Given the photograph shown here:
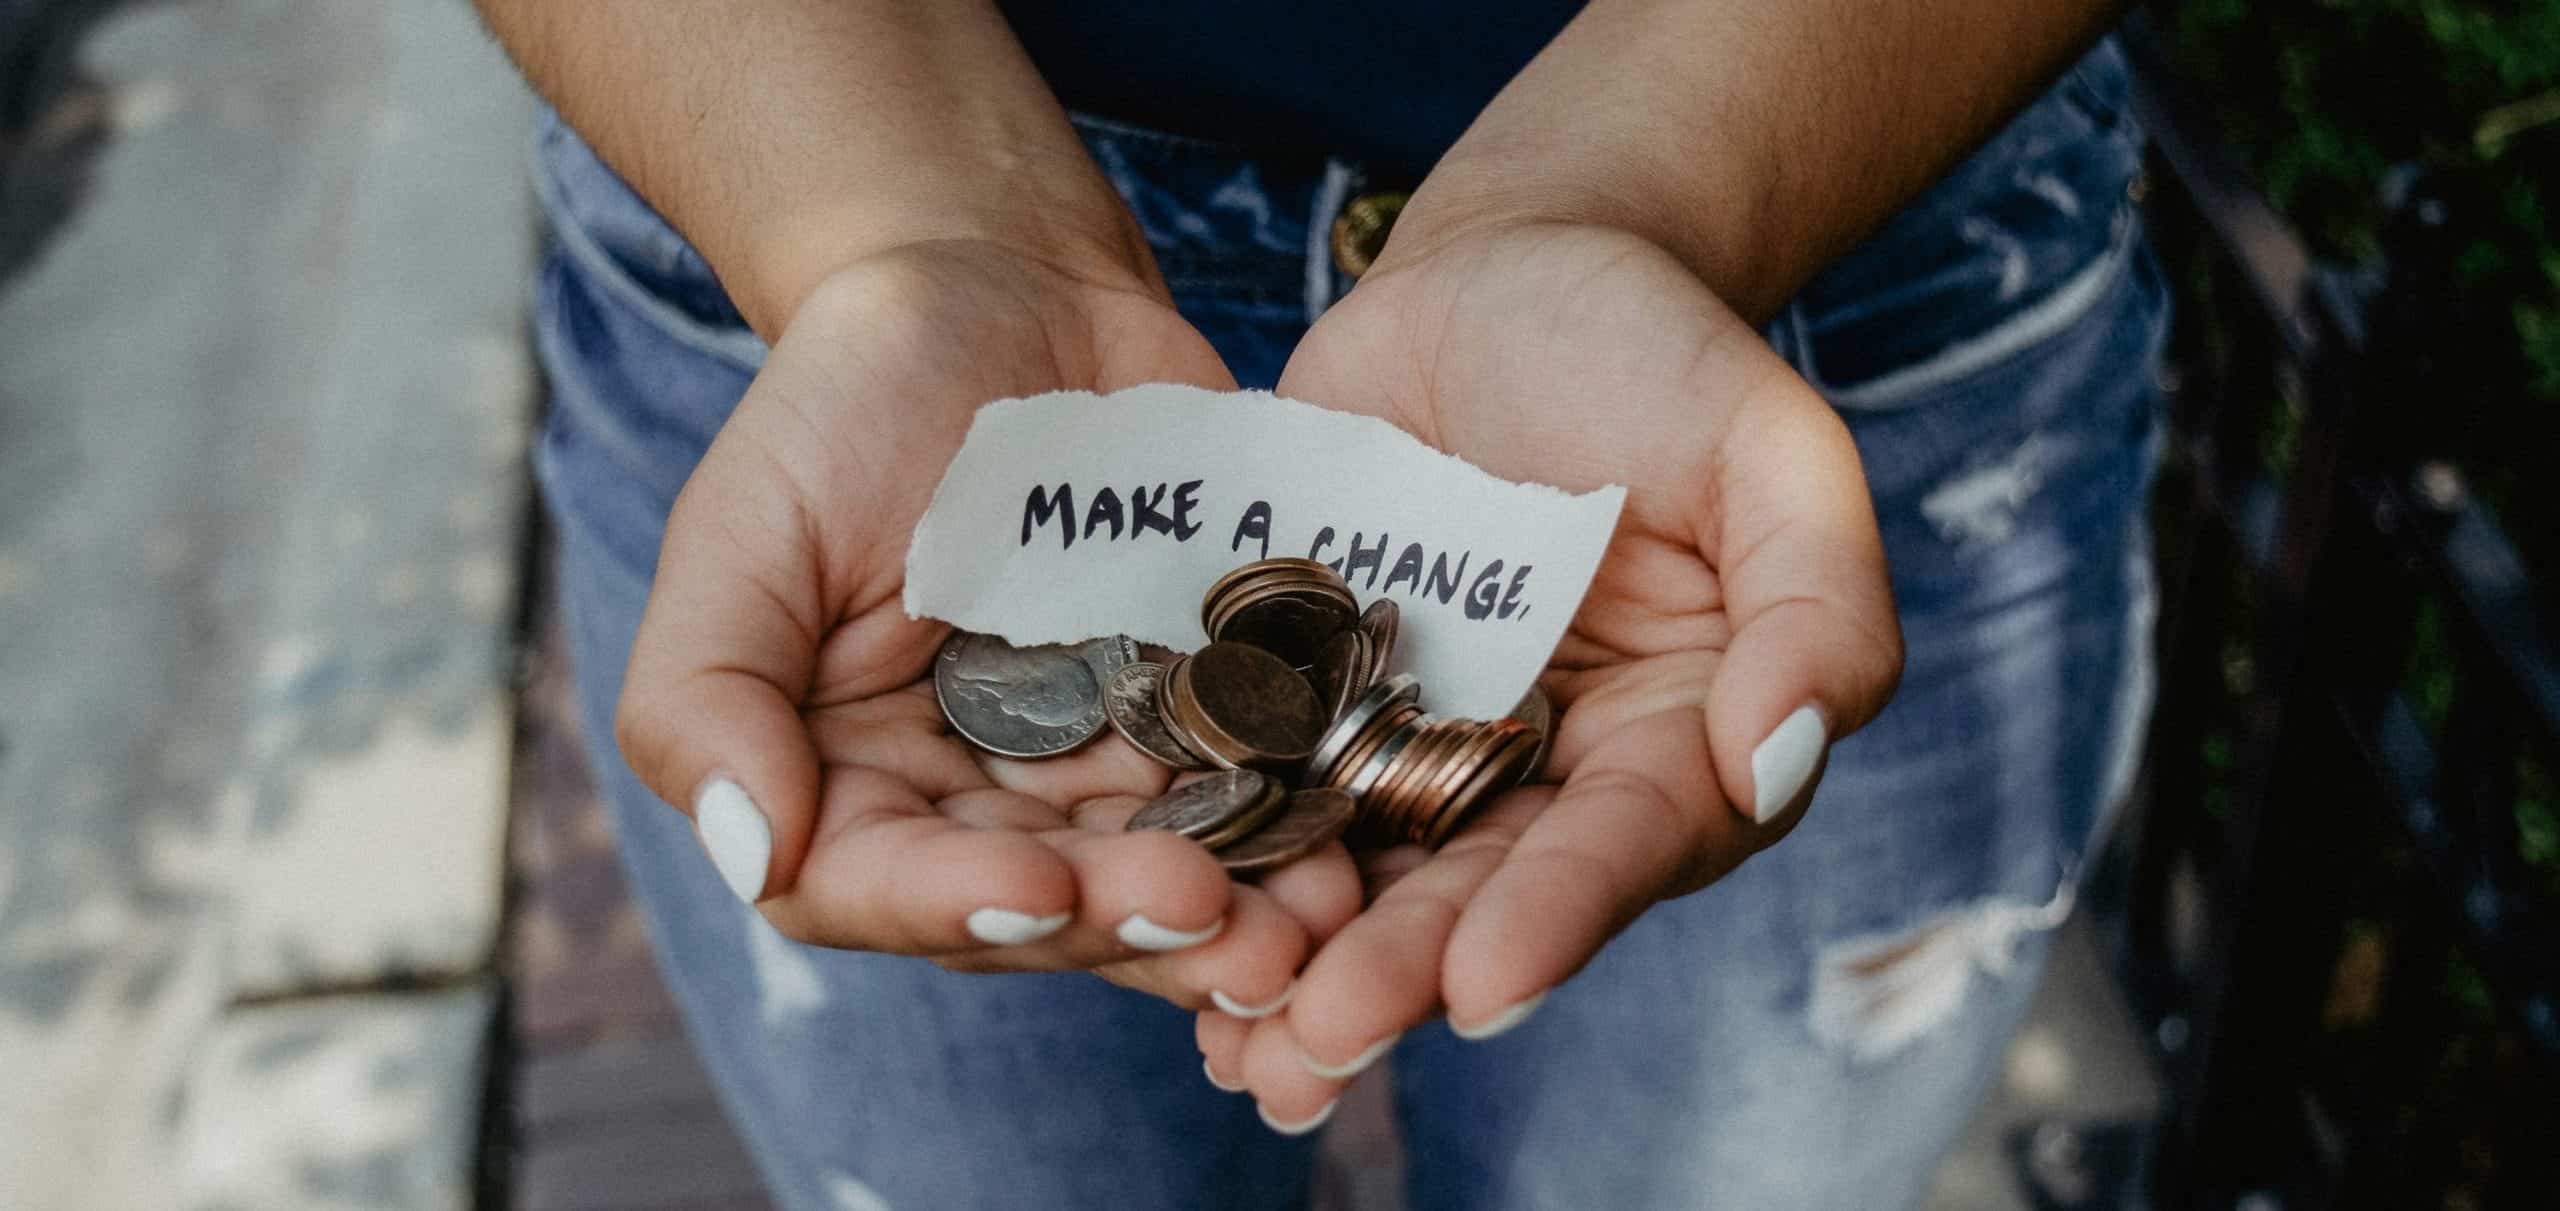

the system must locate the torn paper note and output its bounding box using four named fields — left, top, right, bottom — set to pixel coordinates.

left=904, top=385, right=1625, bottom=720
